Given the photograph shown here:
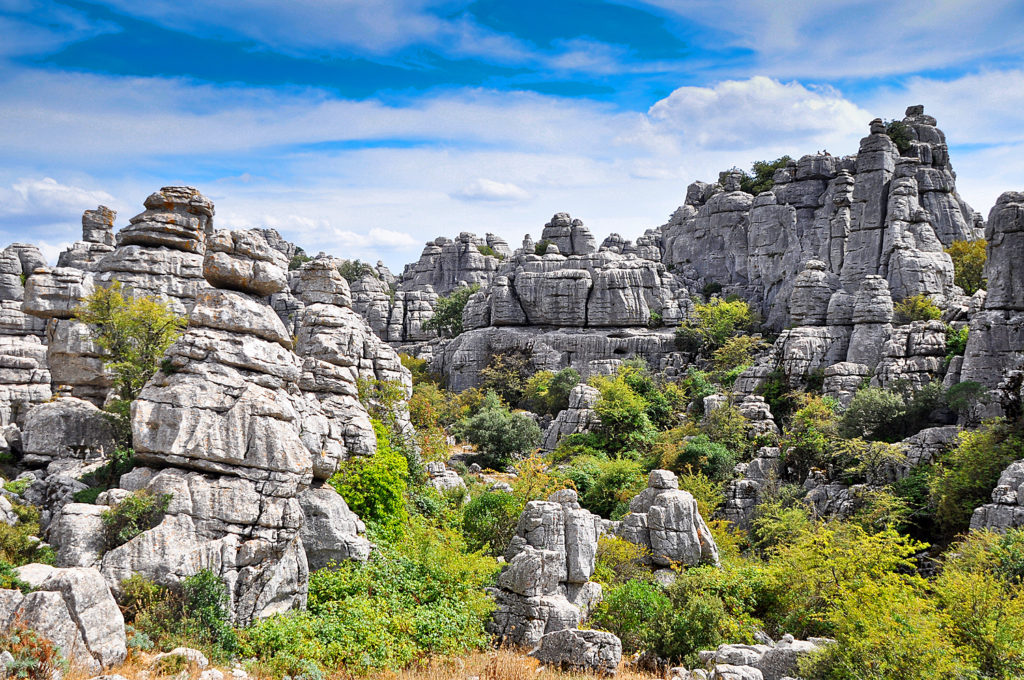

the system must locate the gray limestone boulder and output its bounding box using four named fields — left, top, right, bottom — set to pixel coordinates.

left=530, top=628, right=621, bottom=675
left=298, top=485, right=371, bottom=570
left=11, top=561, right=126, bottom=667
left=20, top=397, right=117, bottom=465
left=116, top=186, right=214, bottom=254
left=22, top=267, right=95, bottom=320
left=542, top=384, right=600, bottom=451
left=203, top=229, right=289, bottom=296
left=621, top=470, right=719, bottom=567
